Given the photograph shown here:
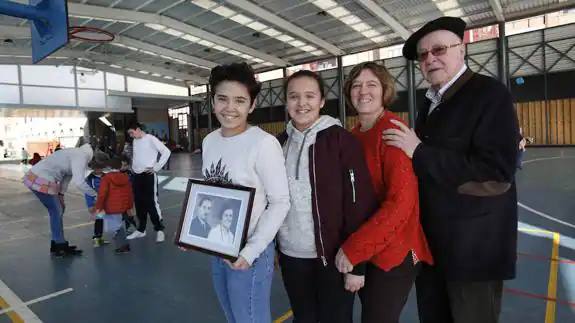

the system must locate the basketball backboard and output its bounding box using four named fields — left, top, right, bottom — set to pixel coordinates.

left=0, top=0, right=69, bottom=63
